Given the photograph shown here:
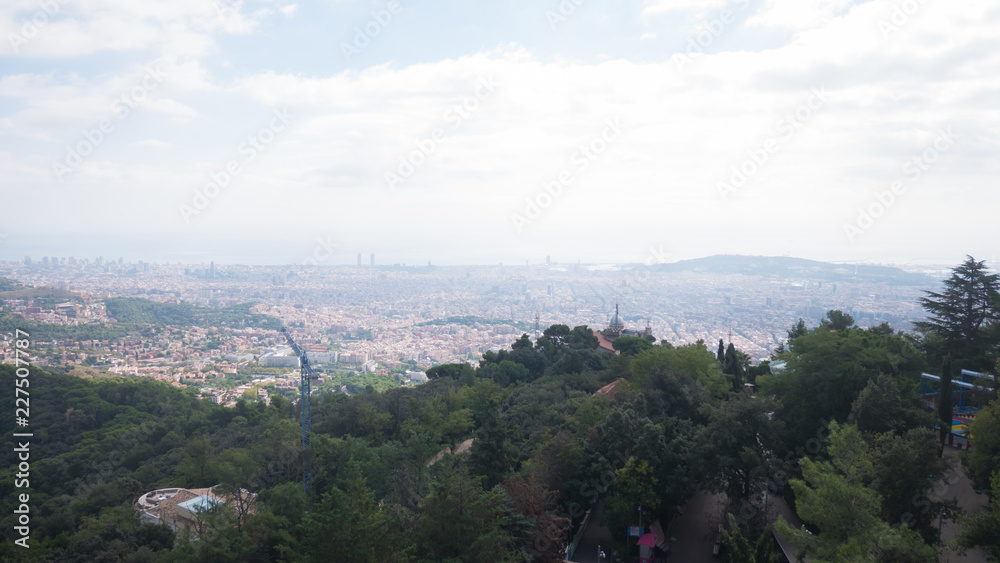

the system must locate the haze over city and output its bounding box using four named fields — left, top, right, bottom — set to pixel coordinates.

left=1, top=0, right=998, bottom=266
left=5, top=2, right=1000, bottom=561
